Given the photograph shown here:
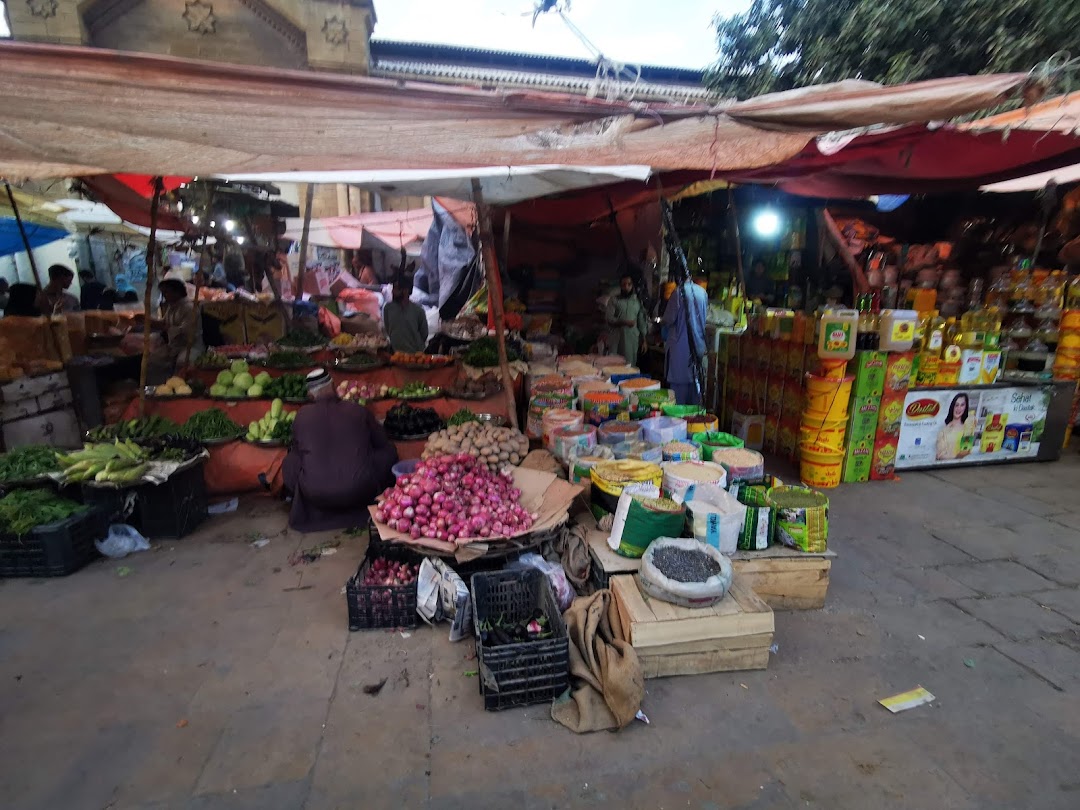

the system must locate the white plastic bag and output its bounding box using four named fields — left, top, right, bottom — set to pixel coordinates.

left=416, top=558, right=473, bottom=642
left=683, top=483, right=746, bottom=554
left=508, top=552, right=574, bottom=612
left=95, top=524, right=150, bottom=559
left=639, top=536, right=733, bottom=608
